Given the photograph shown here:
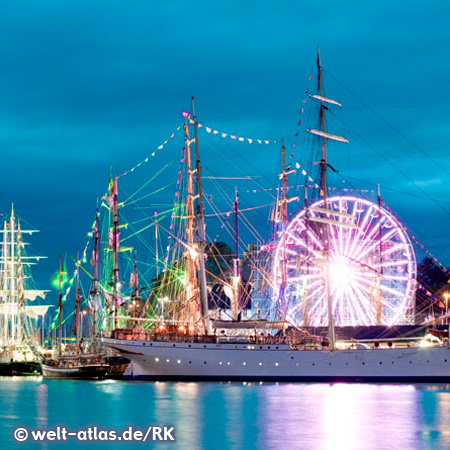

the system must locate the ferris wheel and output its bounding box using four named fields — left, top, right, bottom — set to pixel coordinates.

left=272, top=196, right=417, bottom=327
